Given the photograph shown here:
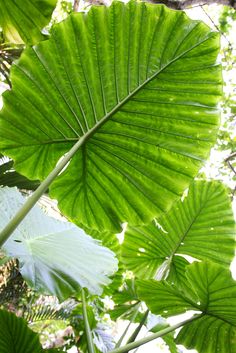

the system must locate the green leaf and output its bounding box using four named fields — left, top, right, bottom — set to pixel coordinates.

left=137, top=262, right=236, bottom=353
left=0, top=159, right=40, bottom=190
left=109, top=278, right=140, bottom=321
left=0, top=309, right=42, bottom=353
left=162, top=332, right=179, bottom=353
left=0, top=187, right=118, bottom=300
left=0, top=1, right=222, bottom=232
left=0, top=0, right=57, bottom=44
left=122, top=181, right=235, bottom=278
left=0, top=170, right=40, bottom=190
